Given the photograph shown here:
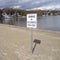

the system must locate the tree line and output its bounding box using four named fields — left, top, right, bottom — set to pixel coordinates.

left=0, top=8, right=60, bottom=16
